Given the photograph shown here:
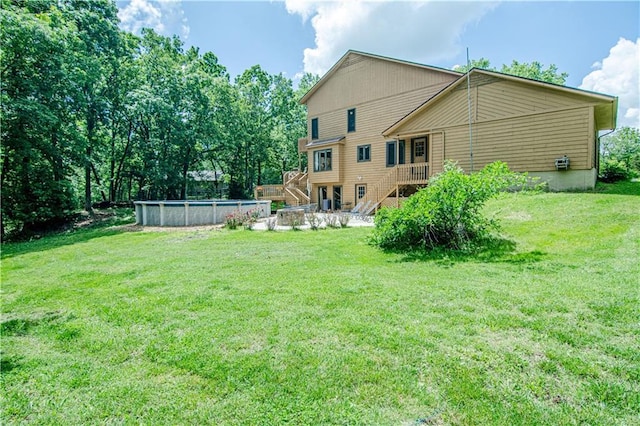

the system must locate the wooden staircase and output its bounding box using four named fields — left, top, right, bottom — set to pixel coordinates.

left=254, top=170, right=310, bottom=206
left=352, top=163, right=429, bottom=214
left=284, top=171, right=310, bottom=205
